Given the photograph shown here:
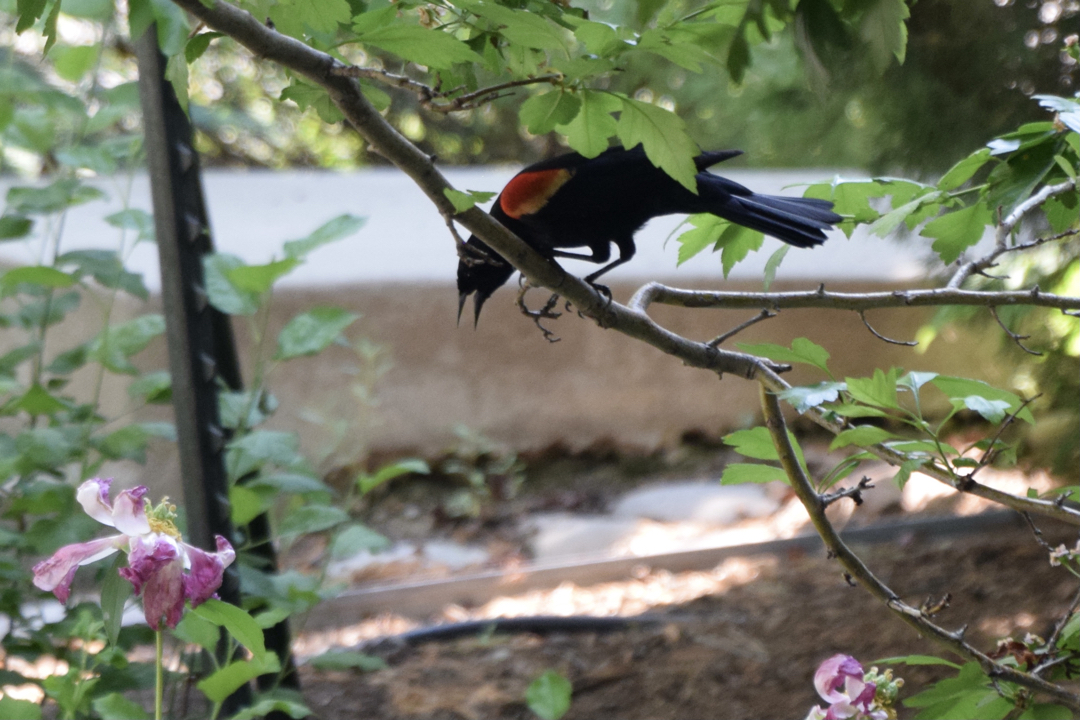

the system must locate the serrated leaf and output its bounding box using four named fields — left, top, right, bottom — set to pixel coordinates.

left=359, top=25, right=481, bottom=69
left=276, top=306, right=358, bottom=360
left=444, top=188, right=496, bottom=213
left=778, top=381, right=845, bottom=413
left=737, top=337, right=831, bottom=374
left=269, top=0, right=349, bottom=35
left=921, top=203, right=993, bottom=265
left=616, top=97, right=699, bottom=192
left=938, top=149, right=992, bottom=191
left=868, top=192, right=939, bottom=238
left=898, top=371, right=938, bottom=393
left=463, top=0, right=566, bottom=50
left=762, top=245, right=788, bottom=290
left=51, top=44, right=100, bottom=82
left=520, top=90, right=581, bottom=136
left=830, top=425, right=896, bottom=450
left=720, top=463, right=789, bottom=485
left=859, top=0, right=909, bottom=73
left=723, top=426, right=778, bottom=460
left=676, top=214, right=723, bottom=265
left=930, top=376, right=1033, bottom=423
left=958, top=396, right=1010, bottom=424
left=827, top=402, right=889, bottom=418
left=526, top=670, right=572, bottom=720
left=556, top=90, right=618, bottom=158
left=845, top=368, right=900, bottom=409
left=716, top=222, right=764, bottom=277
